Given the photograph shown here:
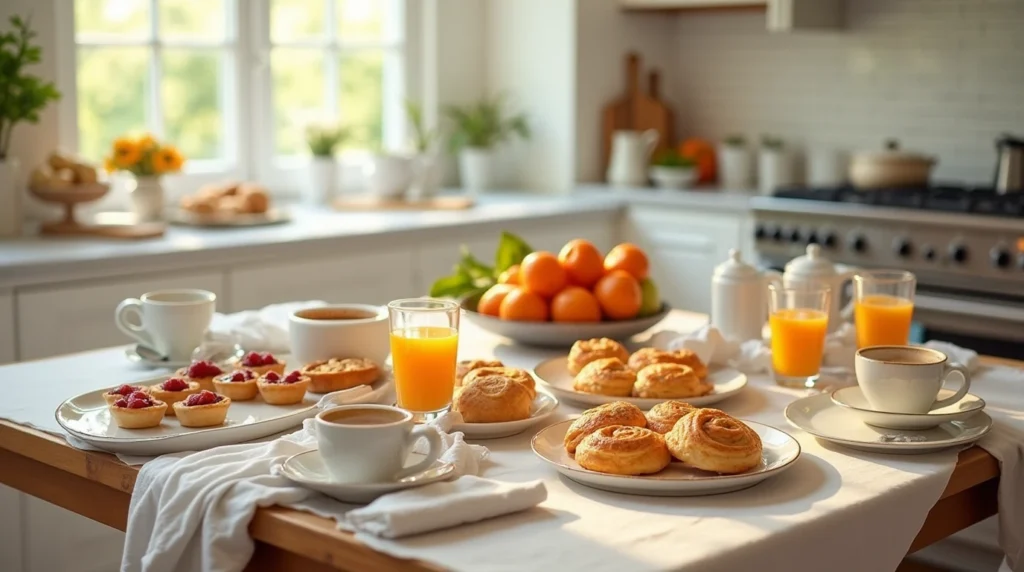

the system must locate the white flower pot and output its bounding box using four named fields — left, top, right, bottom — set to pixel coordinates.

left=365, top=153, right=413, bottom=199
left=409, top=152, right=444, bottom=200
left=649, top=166, right=697, bottom=189
left=719, top=144, right=753, bottom=189
left=758, top=149, right=795, bottom=195
left=459, top=147, right=496, bottom=193
left=307, top=157, right=338, bottom=205
left=0, top=159, right=22, bottom=237
left=131, top=176, right=165, bottom=221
